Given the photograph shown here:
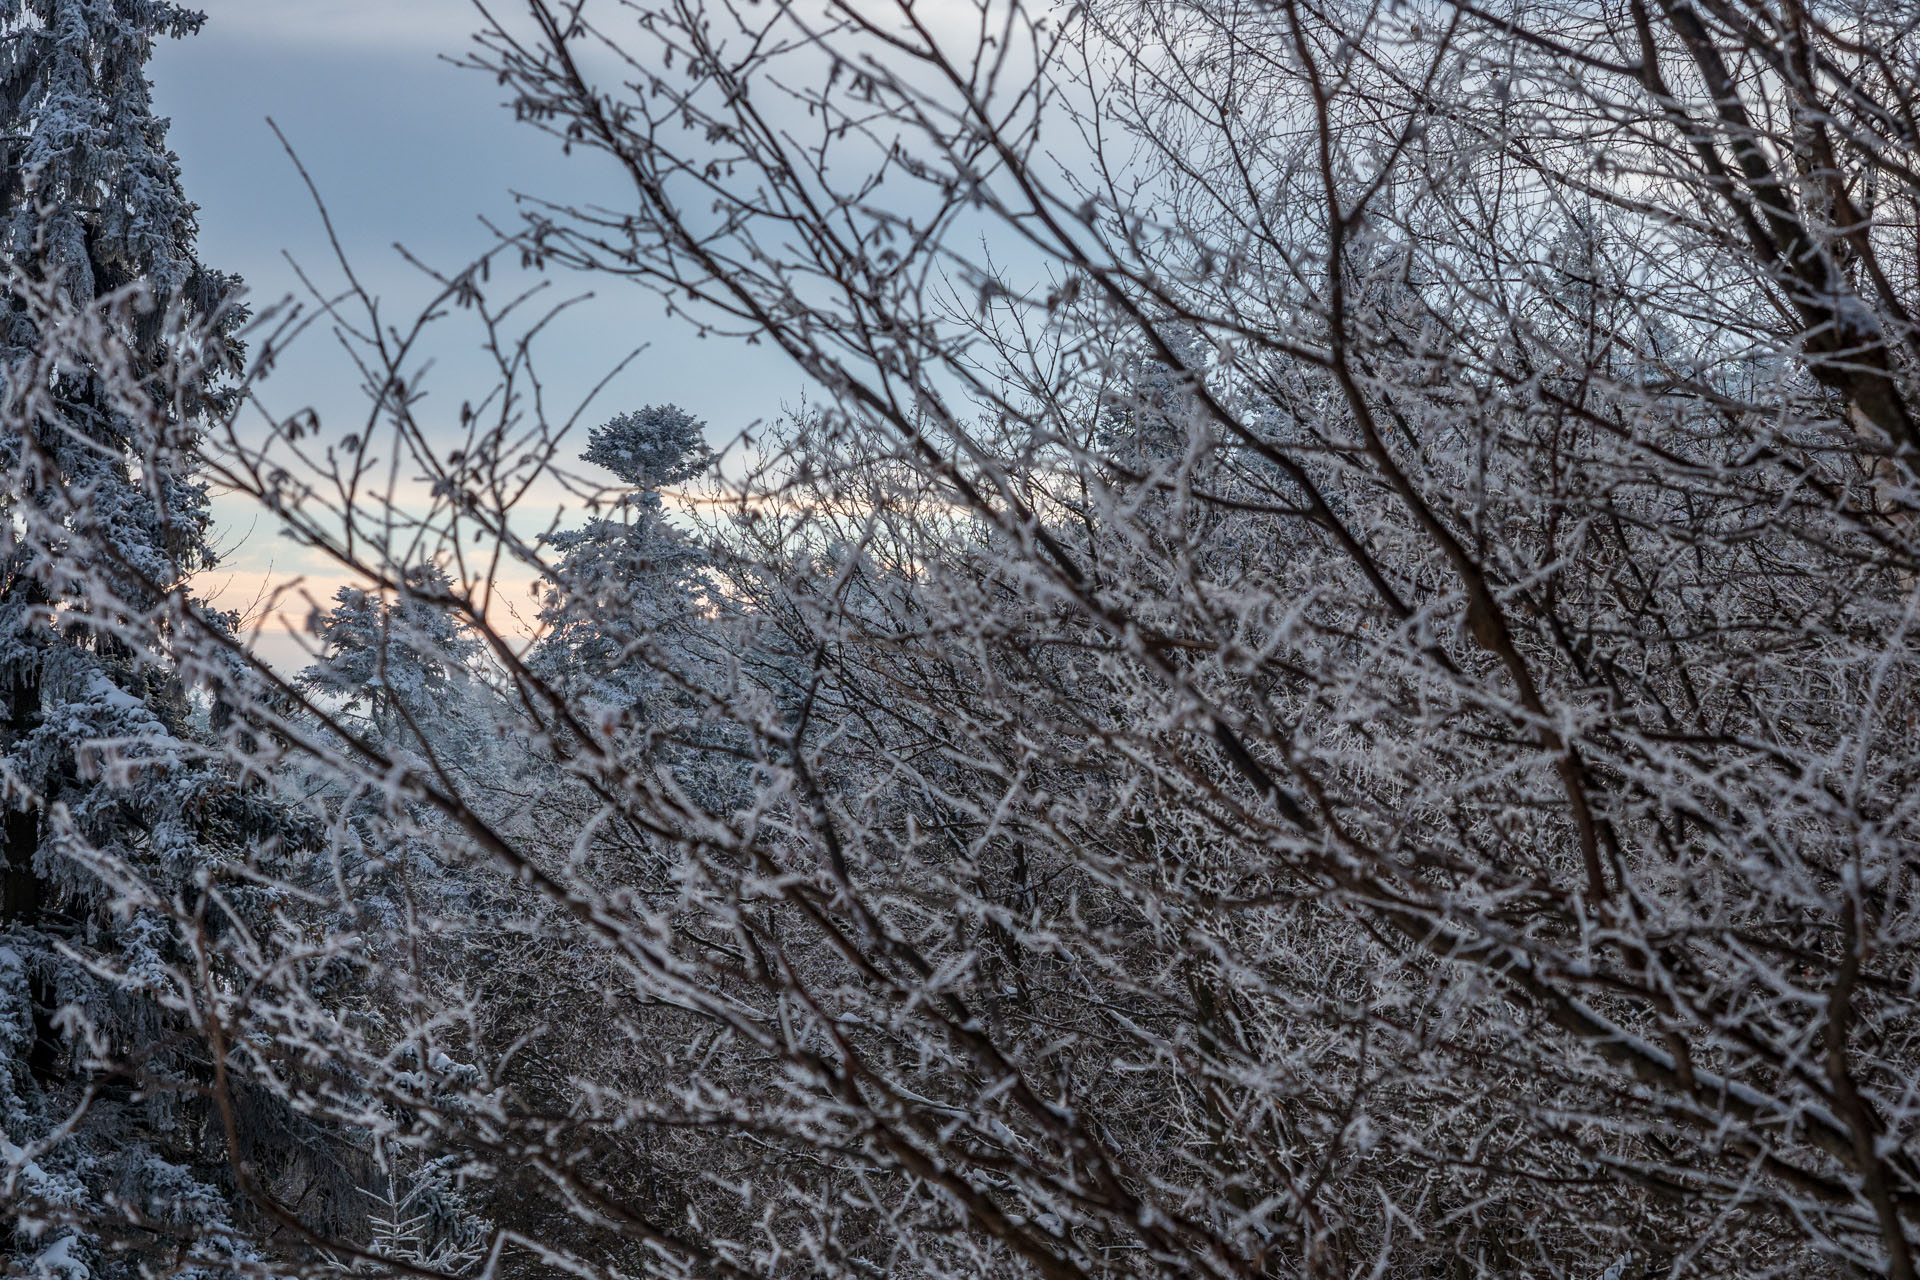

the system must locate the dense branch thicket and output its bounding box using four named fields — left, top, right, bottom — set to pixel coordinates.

left=6, top=0, right=1920, bottom=1278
